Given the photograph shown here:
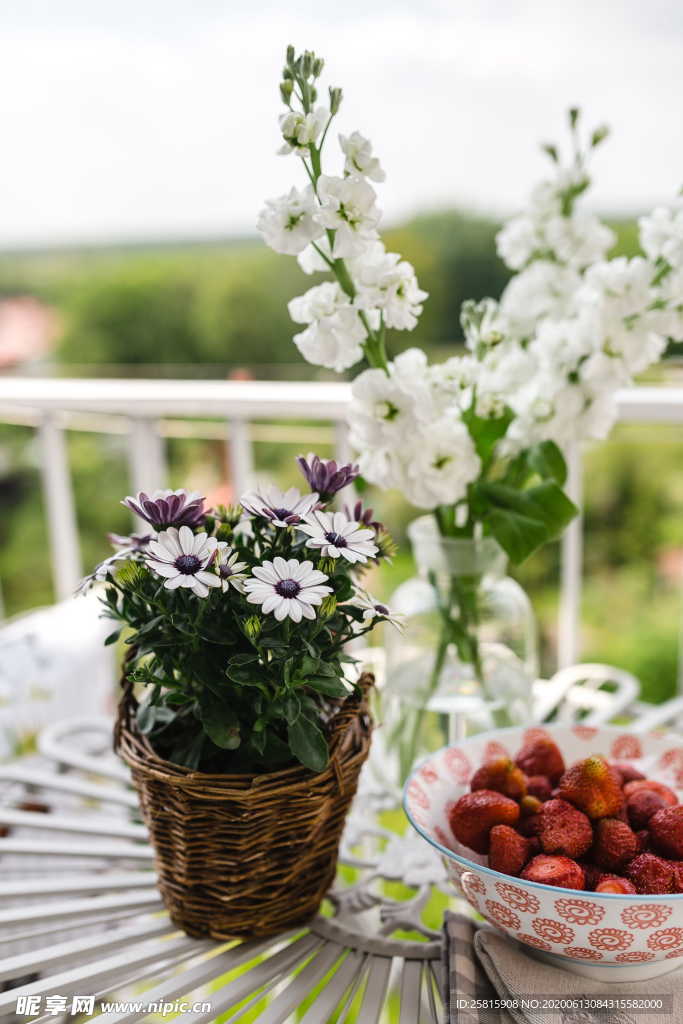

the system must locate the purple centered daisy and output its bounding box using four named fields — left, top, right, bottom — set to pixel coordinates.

left=296, top=453, right=360, bottom=502
left=122, top=489, right=206, bottom=530
left=240, top=485, right=318, bottom=528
